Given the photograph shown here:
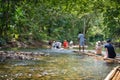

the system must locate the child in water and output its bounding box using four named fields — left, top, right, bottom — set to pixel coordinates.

left=95, top=41, right=102, bottom=55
